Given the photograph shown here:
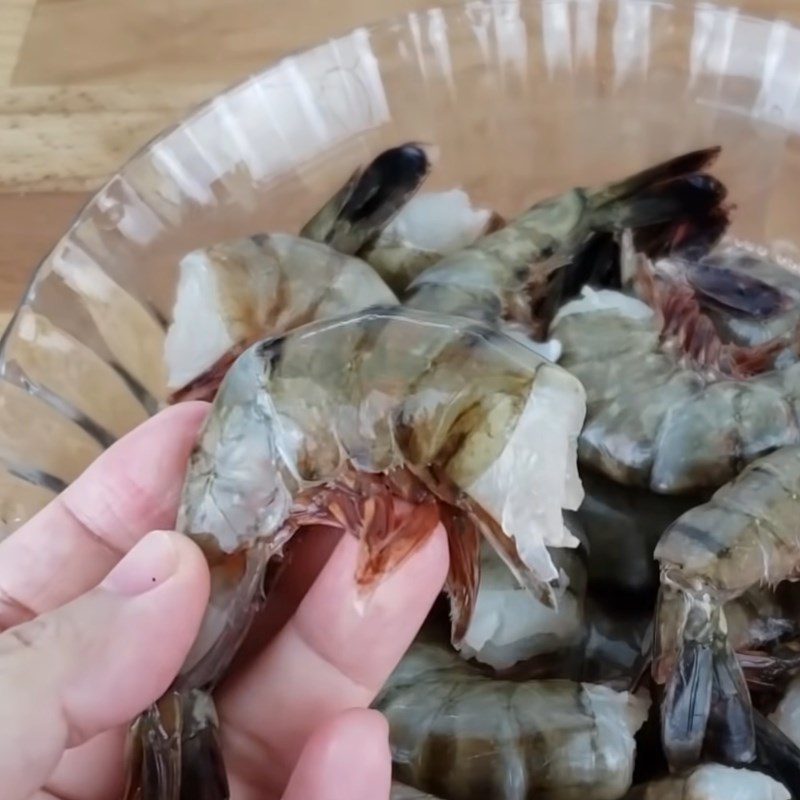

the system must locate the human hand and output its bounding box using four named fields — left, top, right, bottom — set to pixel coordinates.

left=0, top=402, right=449, bottom=800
